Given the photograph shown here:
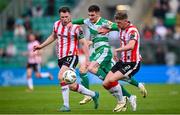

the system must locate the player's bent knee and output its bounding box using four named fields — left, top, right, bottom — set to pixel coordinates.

left=103, top=79, right=119, bottom=90
left=109, top=77, right=116, bottom=83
